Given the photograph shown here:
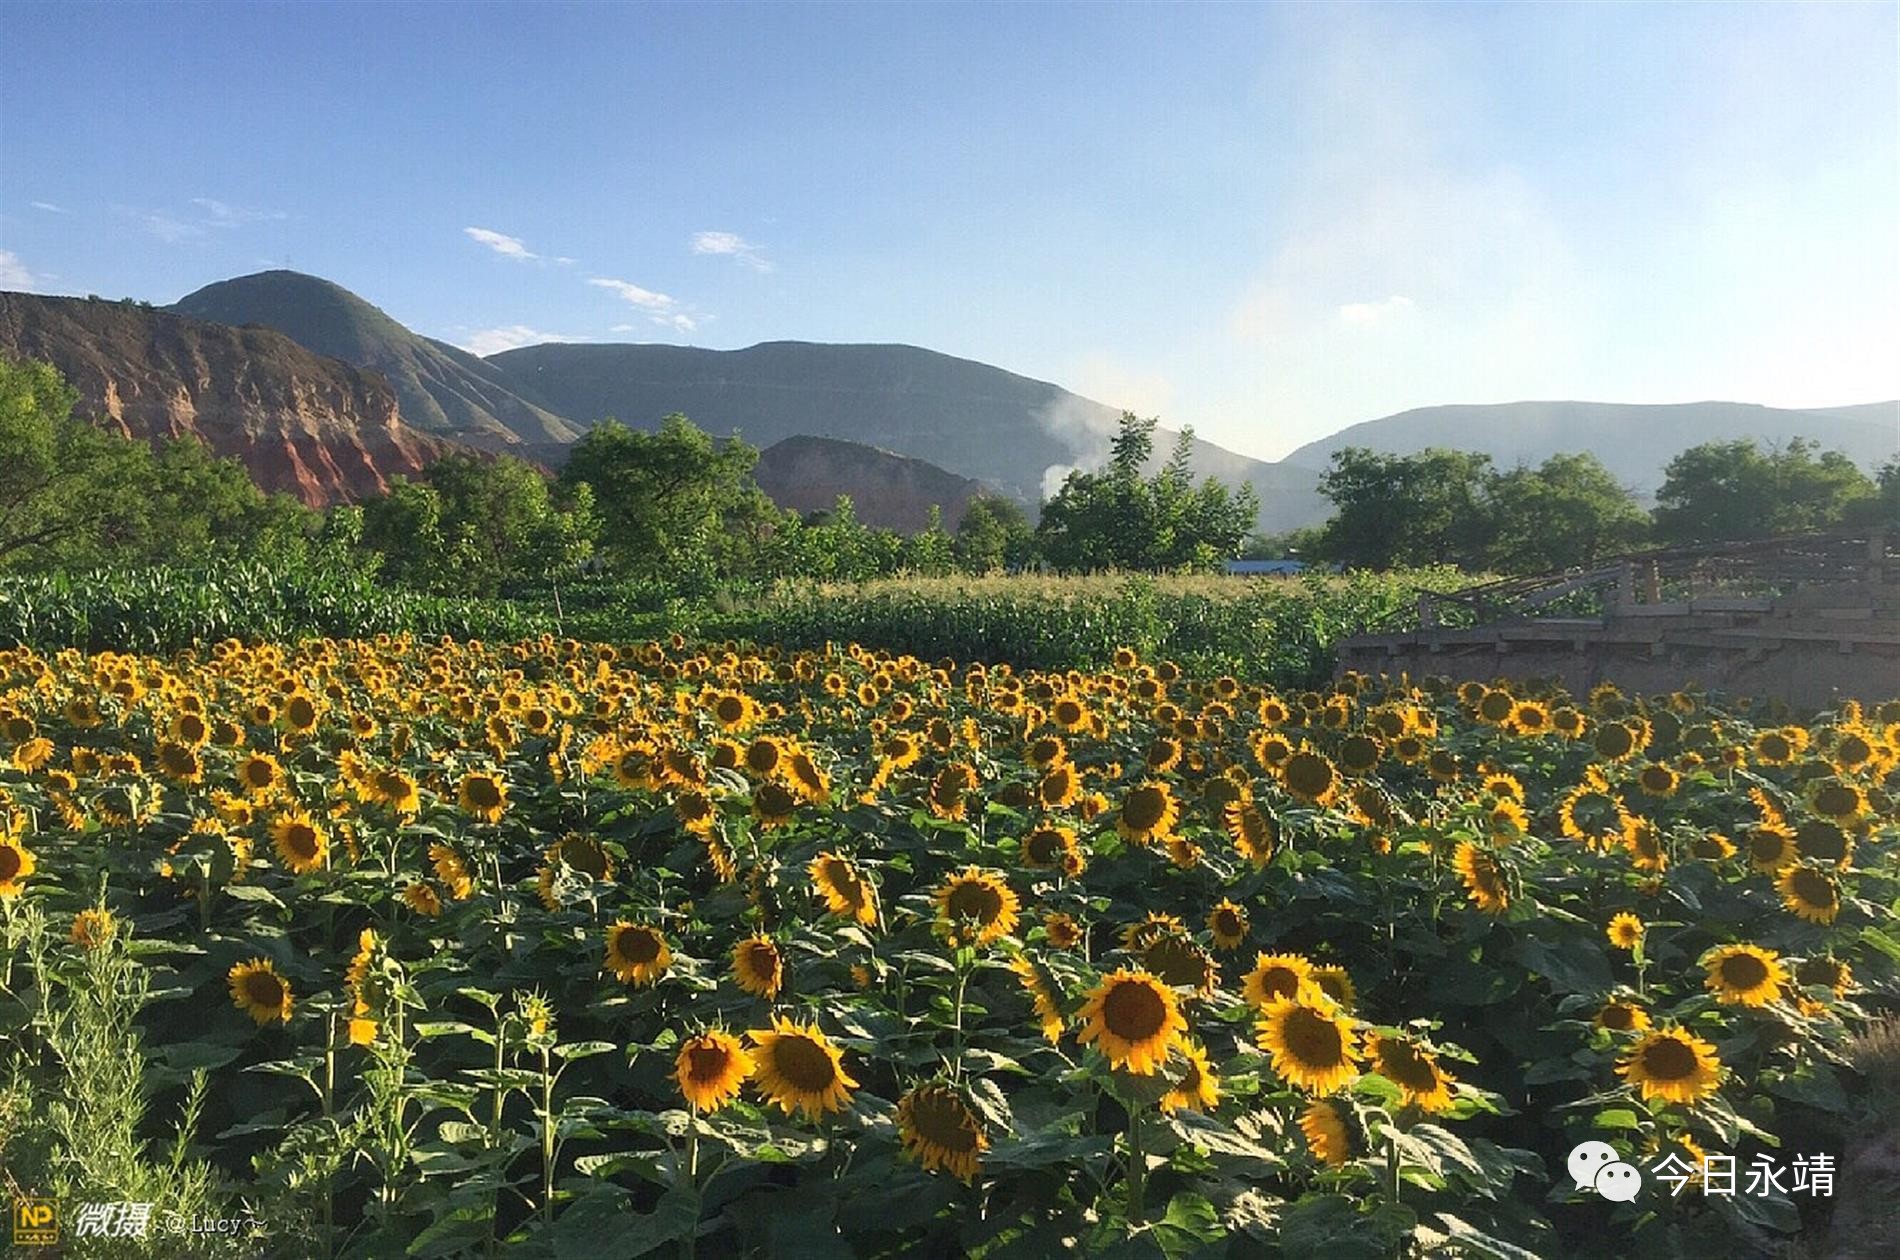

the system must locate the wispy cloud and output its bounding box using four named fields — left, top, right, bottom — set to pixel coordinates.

left=1337, top=295, right=1416, bottom=327
left=458, top=325, right=583, bottom=357
left=30, top=201, right=66, bottom=214
left=191, top=197, right=287, bottom=226
left=132, top=210, right=204, bottom=243
left=0, top=250, right=41, bottom=290
left=464, top=227, right=538, bottom=260
left=588, top=276, right=700, bottom=332
left=691, top=230, right=772, bottom=272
